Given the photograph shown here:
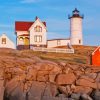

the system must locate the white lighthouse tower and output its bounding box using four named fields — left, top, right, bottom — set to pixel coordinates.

left=69, top=8, right=84, bottom=45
